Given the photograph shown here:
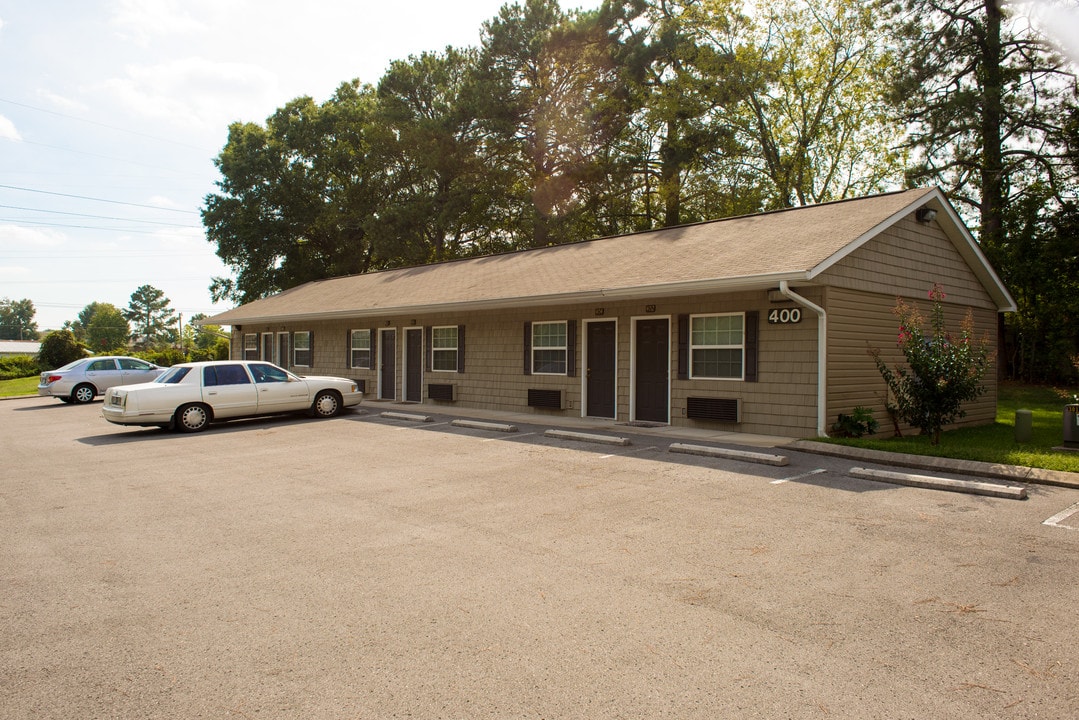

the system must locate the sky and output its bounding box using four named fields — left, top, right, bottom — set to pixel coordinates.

left=0, top=0, right=602, bottom=331
left=1, top=0, right=1076, bottom=332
